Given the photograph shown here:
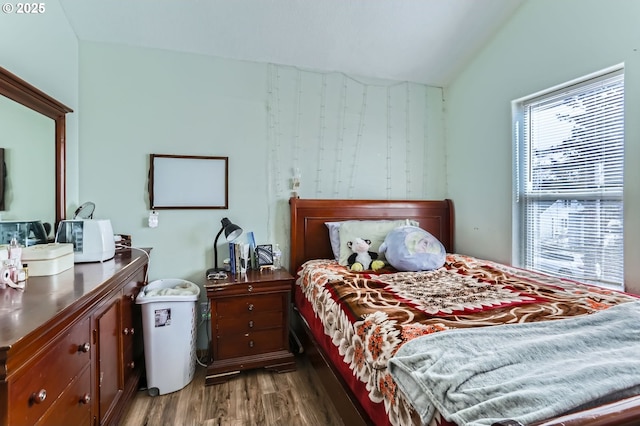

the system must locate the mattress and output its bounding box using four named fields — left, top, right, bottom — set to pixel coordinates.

left=294, top=254, right=639, bottom=426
